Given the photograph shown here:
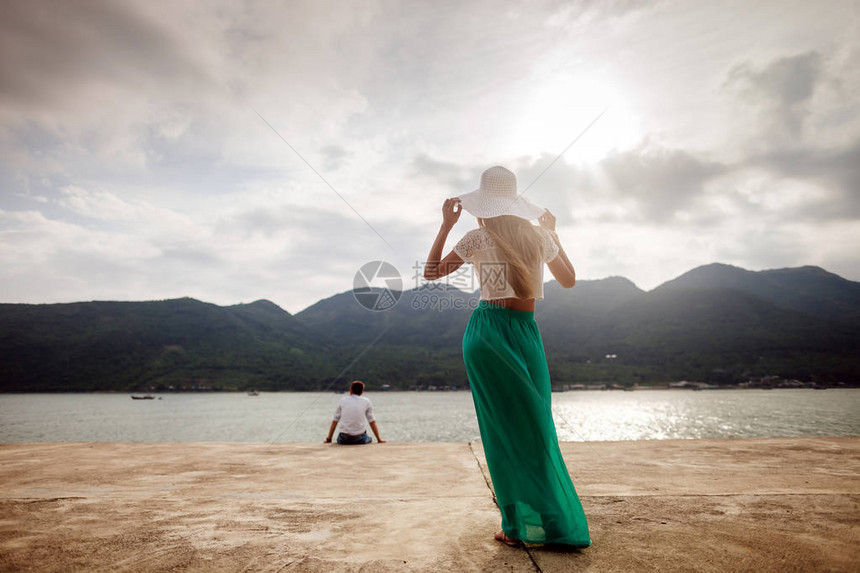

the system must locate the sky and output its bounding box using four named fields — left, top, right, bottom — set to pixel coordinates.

left=1, top=0, right=858, bottom=314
